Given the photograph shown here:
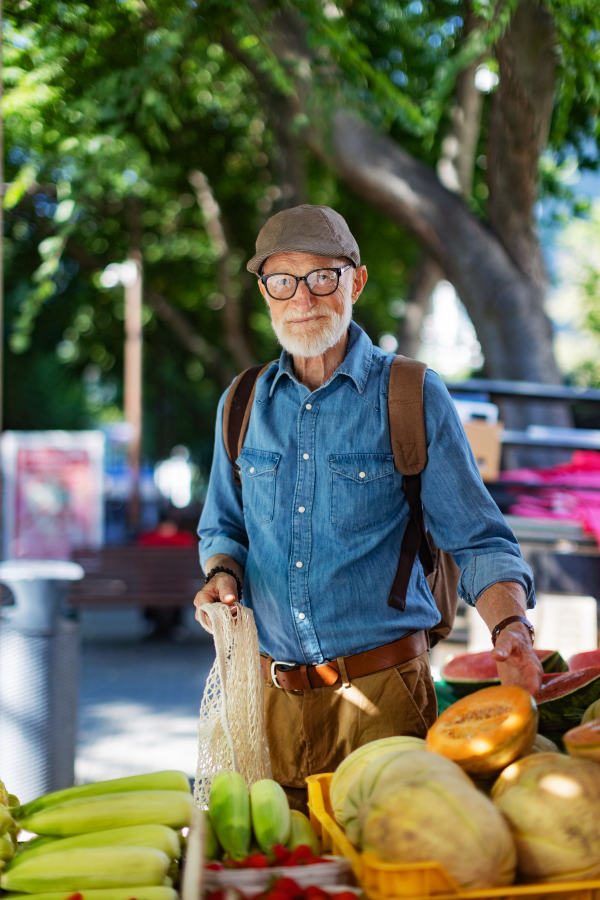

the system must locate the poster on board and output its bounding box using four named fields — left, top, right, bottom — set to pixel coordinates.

left=1, top=431, right=105, bottom=560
